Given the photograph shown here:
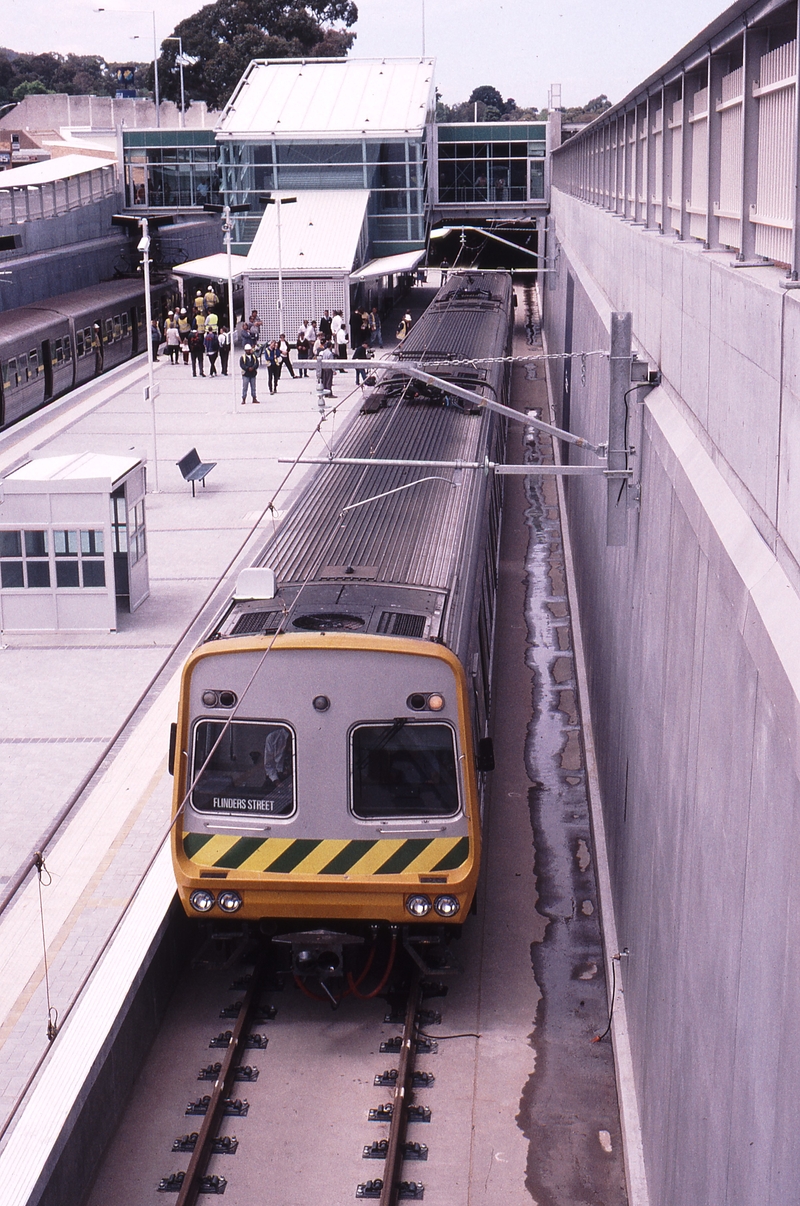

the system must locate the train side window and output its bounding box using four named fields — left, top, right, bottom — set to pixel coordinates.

left=105, top=319, right=113, bottom=343
left=76, top=331, right=85, bottom=357
left=113, top=315, right=122, bottom=340
left=350, top=722, right=460, bottom=819
left=64, top=335, right=72, bottom=361
left=189, top=720, right=296, bottom=817
left=84, top=327, right=93, bottom=354
left=54, top=339, right=63, bottom=364
left=3, top=359, right=16, bottom=389
left=121, top=312, right=129, bottom=337
left=18, top=354, right=28, bottom=383
left=28, top=349, right=38, bottom=379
